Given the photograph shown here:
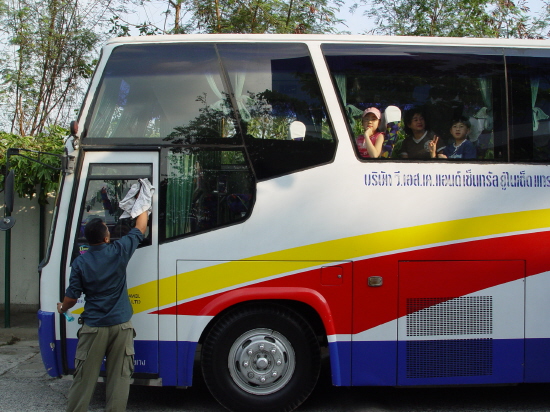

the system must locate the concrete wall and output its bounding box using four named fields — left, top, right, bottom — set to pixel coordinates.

left=0, top=192, right=54, bottom=312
